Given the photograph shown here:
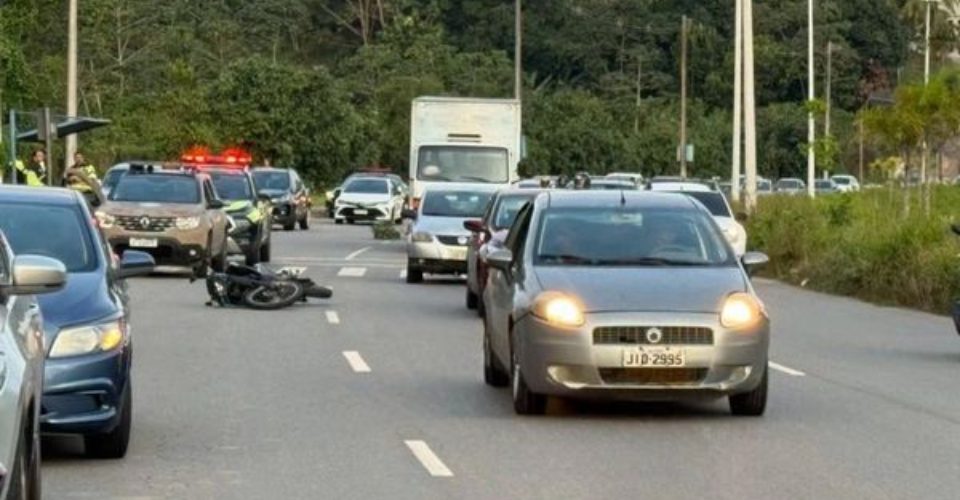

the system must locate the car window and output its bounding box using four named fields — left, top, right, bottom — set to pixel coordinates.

left=203, top=179, right=218, bottom=203
left=534, top=207, right=733, bottom=267
left=253, top=171, right=292, bottom=192
left=676, top=191, right=732, bottom=217
left=505, top=204, right=533, bottom=255
left=344, top=179, right=389, bottom=194
left=421, top=190, right=492, bottom=218
left=417, top=146, right=509, bottom=183
left=210, top=172, right=254, bottom=201
left=110, top=175, right=201, bottom=204
left=493, top=194, right=536, bottom=230
left=0, top=202, right=98, bottom=272
left=833, top=177, right=850, bottom=185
